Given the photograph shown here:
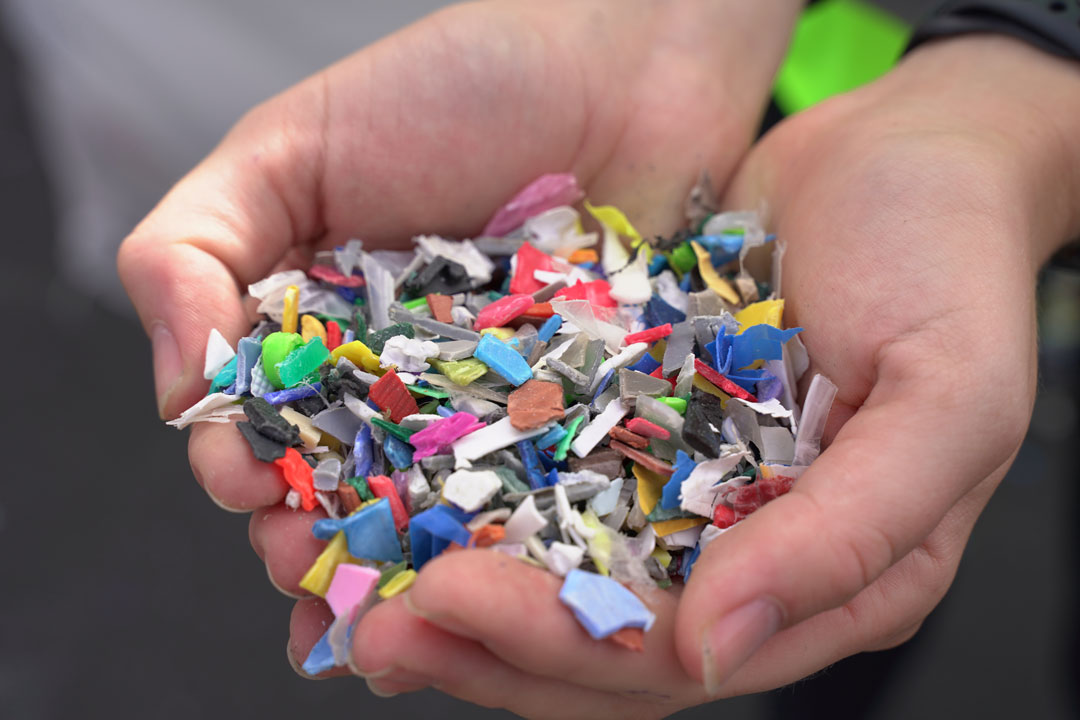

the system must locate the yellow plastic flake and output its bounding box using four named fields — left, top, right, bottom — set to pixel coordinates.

left=690, top=241, right=740, bottom=305
left=279, top=406, right=321, bottom=449
left=633, top=463, right=668, bottom=516
left=330, top=340, right=381, bottom=373
left=479, top=327, right=515, bottom=342
left=652, top=516, right=708, bottom=536
left=649, top=339, right=666, bottom=362
left=734, top=299, right=784, bottom=334
left=692, top=374, right=731, bottom=404
left=299, top=531, right=362, bottom=597
left=282, top=284, right=300, bottom=334
left=377, top=569, right=417, bottom=599
left=585, top=201, right=642, bottom=244
left=300, top=314, right=328, bottom=344
left=651, top=547, right=672, bottom=569
left=581, top=509, right=612, bottom=576
left=431, top=357, right=488, bottom=386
